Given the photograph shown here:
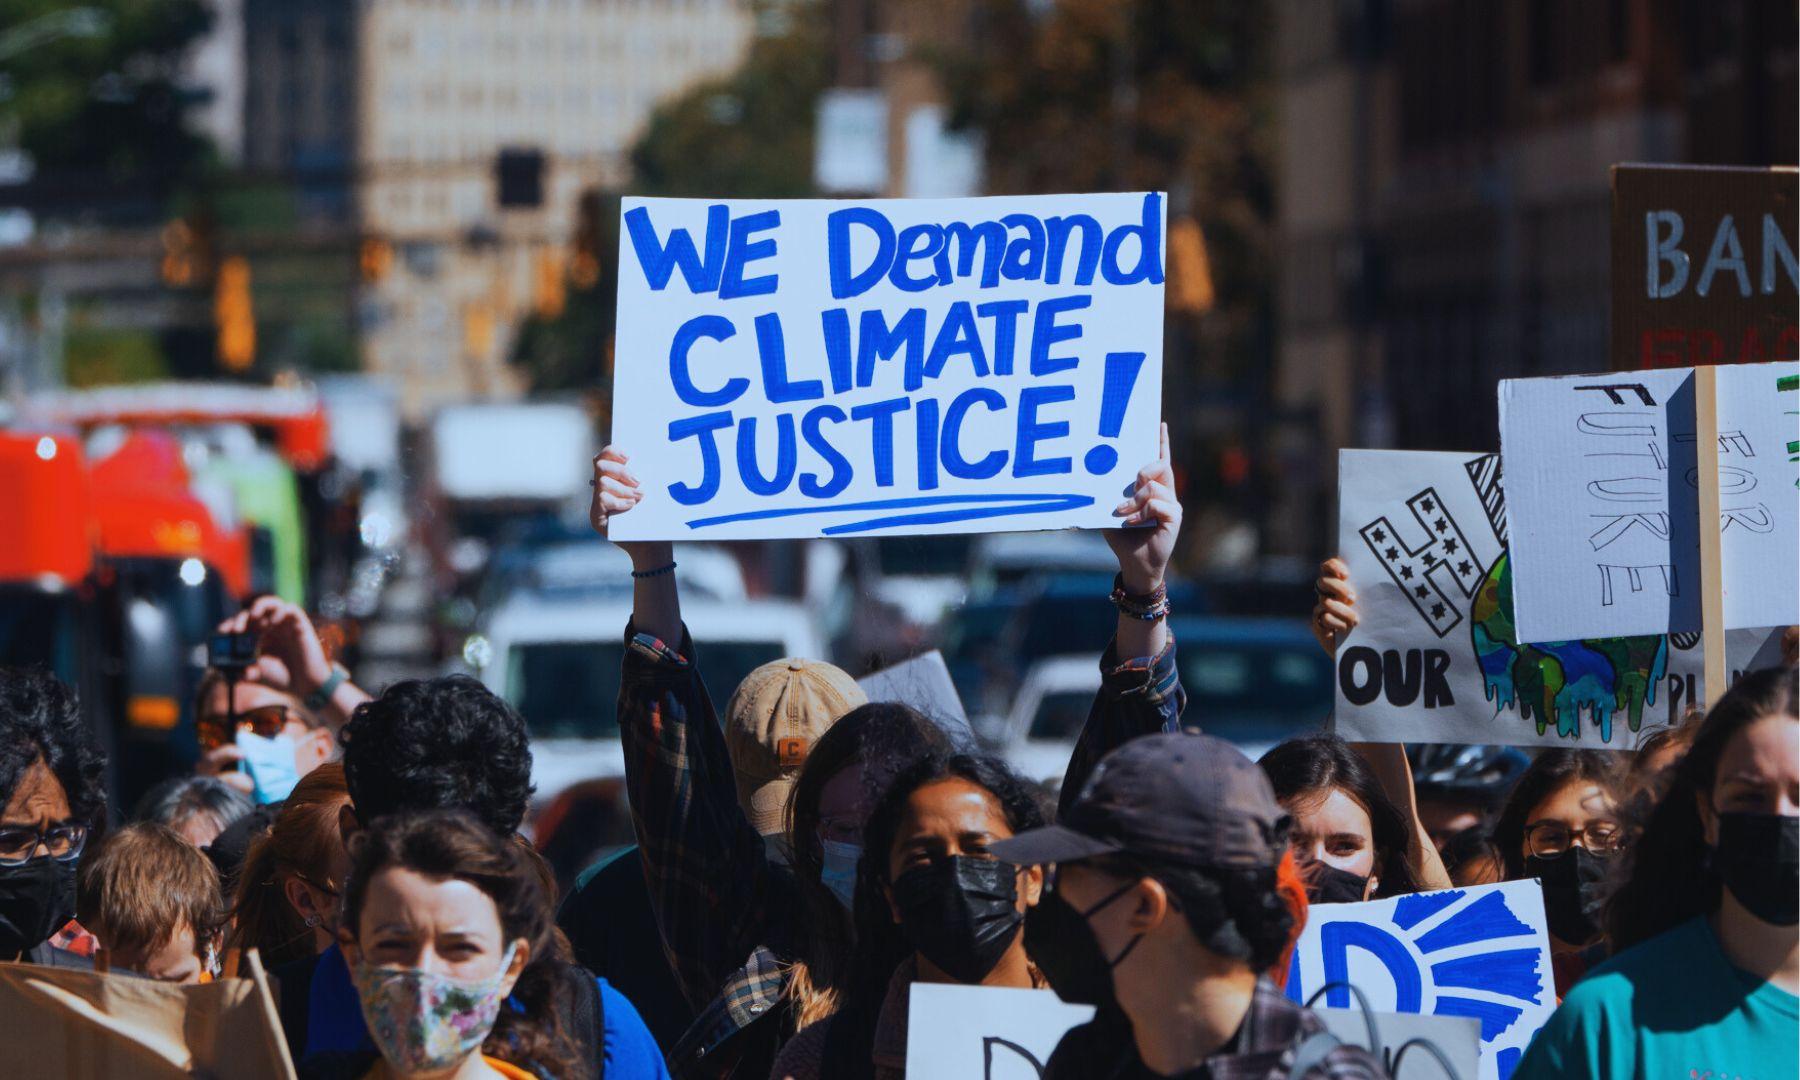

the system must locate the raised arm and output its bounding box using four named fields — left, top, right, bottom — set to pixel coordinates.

left=589, top=447, right=782, bottom=1005
left=1061, top=423, right=1188, bottom=814
left=1310, top=557, right=1452, bottom=891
